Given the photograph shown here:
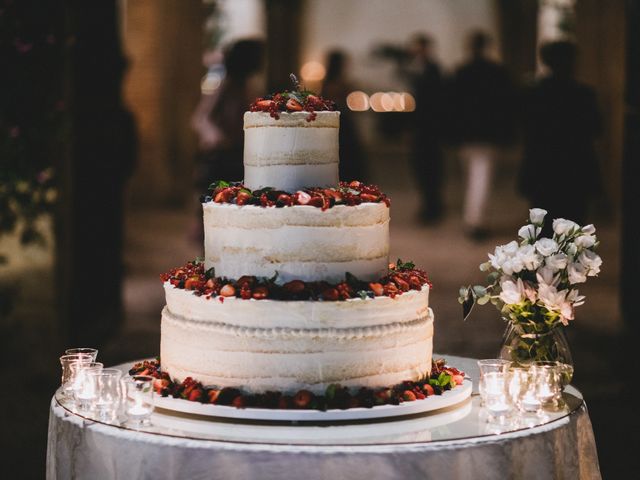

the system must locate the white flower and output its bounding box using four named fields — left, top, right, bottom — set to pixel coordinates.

left=518, top=224, right=540, bottom=242
left=535, top=238, right=559, bottom=256
left=545, top=253, right=568, bottom=272
left=553, top=218, right=579, bottom=236
left=517, top=244, right=542, bottom=270
left=501, top=257, right=524, bottom=276
left=536, top=266, right=560, bottom=287
left=567, top=289, right=586, bottom=307
left=499, top=278, right=525, bottom=304
left=578, top=250, right=602, bottom=276
left=488, top=241, right=520, bottom=272
left=568, top=262, right=588, bottom=284
left=565, top=242, right=578, bottom=257
left=575, top=235, right=596, bottom=249
left=529, top=208, right=547, bottom=225
left=538, top=284, right=574, bottom=325
left=582, top=224, right=596, bottom=235
left=523, top=281, right=538, bottom=302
